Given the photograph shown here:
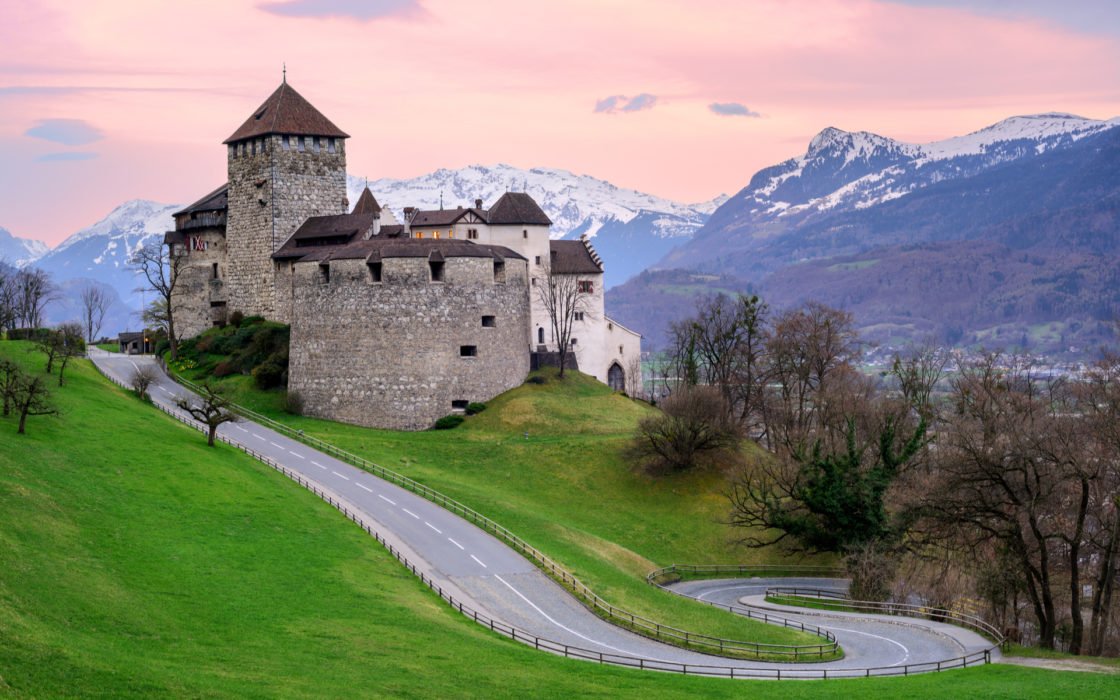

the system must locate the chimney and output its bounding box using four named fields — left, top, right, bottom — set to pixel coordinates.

left=475, top=198, right=483, bottom=209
